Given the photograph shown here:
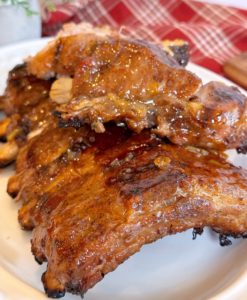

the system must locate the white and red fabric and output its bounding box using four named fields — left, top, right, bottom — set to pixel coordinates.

left=42, top=0, right=247, bottom=75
